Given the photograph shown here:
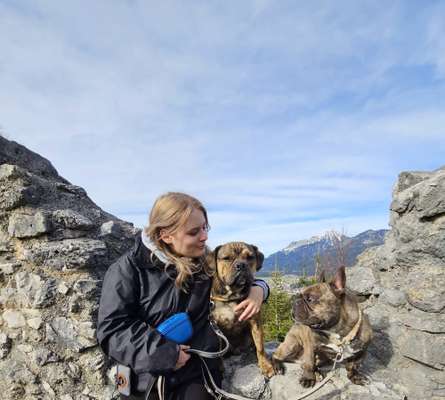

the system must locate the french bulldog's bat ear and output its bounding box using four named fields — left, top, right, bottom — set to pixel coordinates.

left=252, top=245, right=264, bottom=271
left=318, top=270, right=327, bottom=283
left=330, top=266, right=346, bottom=296
left=206, top=245, right=222, bottom=271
